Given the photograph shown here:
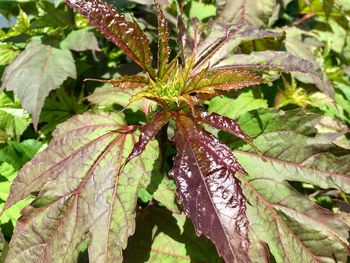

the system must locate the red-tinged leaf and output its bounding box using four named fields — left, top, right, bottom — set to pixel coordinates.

left=191, top=24, right=284, bottom=74
left=127, top=111, right=171, bottom=162
left=214, top=51, right=334, bottom=98
left=193, top=108, right=264, bottom=158
left=86, top=75, right=149, bottom=90
left=184, top=69, right=264, bottom=97
left=194, top=108, right=251, bottom=141
left=170, top=112, right=250, bottom=263
left=2, top=111, right=160, bottom=263
left=155, top=2, right=171, bottom=79
left=65, top=0, right=155, bottom=78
